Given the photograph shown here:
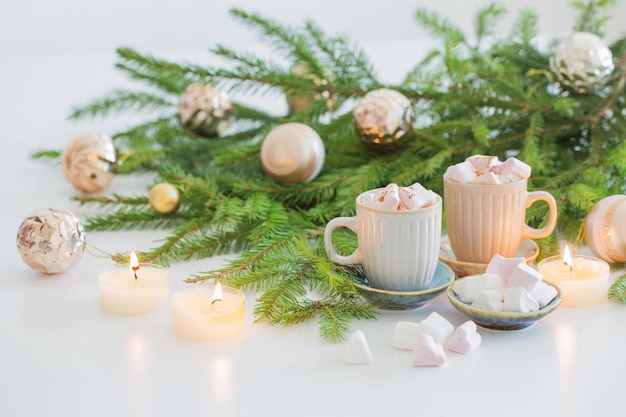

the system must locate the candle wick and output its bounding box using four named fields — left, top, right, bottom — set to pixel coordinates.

left=211, top=298, right=222, bottom=305
left=132, top=266, right=139, bottom=280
